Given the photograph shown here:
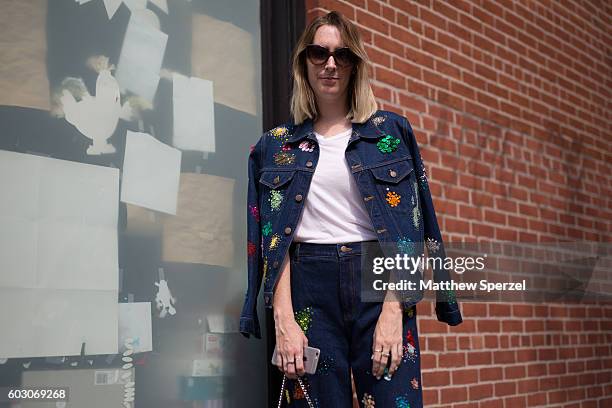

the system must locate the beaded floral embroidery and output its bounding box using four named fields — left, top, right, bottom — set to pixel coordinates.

left=263, top=257, right=269, bottom=284
left=362, top=393, right=375, bottom=408
left=405, top=305, right=415, bottom=318
left=411, top=377, right=419, bottom=389
left=442, top=289, right=458, bottom=305
left=371, top=115, right=386, bottom=126
left=292, top=382, right=304, bottom=399
left=274, top=151, right=295, bottom=165
left=269, top=190, right=283, bottom=211
left=376, top=135, right=400, bottom=153
left=412, top=181, right=420, bottom=229
left=281, top=143, right=291, bottom=151
left=425, top=237, right=441, bottom=254
left=299, top=140, right=315, bottom=152
left=386, top=191, right=401, bottom=207
left=270, top=126, right=289, bottom=143
left=315, top=355, right=335, bottom=375
left=247, top=241, right=256, bottom=257
left=248, top=204, right=260, bottom=222
left=418, top=162, right=429, bottom=191
left=394, top=394, right=411, bottom=408
left=249, top=144, right=255, bottom=153
left=397, top=236, right=416, bottom=255
left=262, top=221, right=273, bottom=236
left=294, top=306, right=313, bottom=333
left=402, top=329, right=418, bottom=363
left=269, top=233, right=280, bottom=250
left=285, top=388, right=291, bottom=404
